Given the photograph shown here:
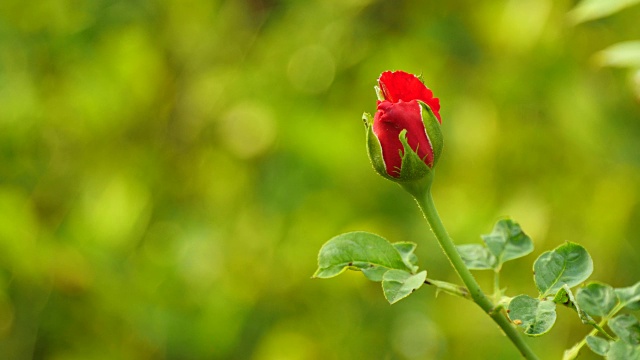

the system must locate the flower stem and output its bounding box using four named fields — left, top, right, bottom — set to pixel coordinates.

left=405, top=182, right=539, bottom=360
